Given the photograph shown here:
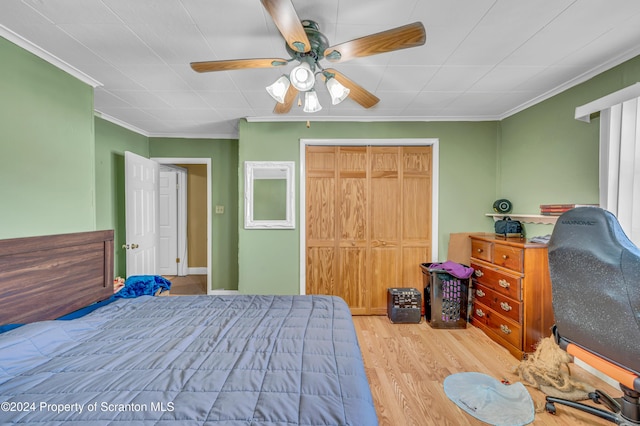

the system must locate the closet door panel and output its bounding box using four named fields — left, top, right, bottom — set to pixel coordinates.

left=306, top=247, right=335, bottom=295
left=307, top=177, right=335, bottom=241
left=402, top=246, right=429, bottom=289
left=402, top=176, right=430, bottom=241
left=370, top=246, right=398, bottom=315
left=306, top=147, right=337, bottom=297
left=339, top=247, right=367, bottom=314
